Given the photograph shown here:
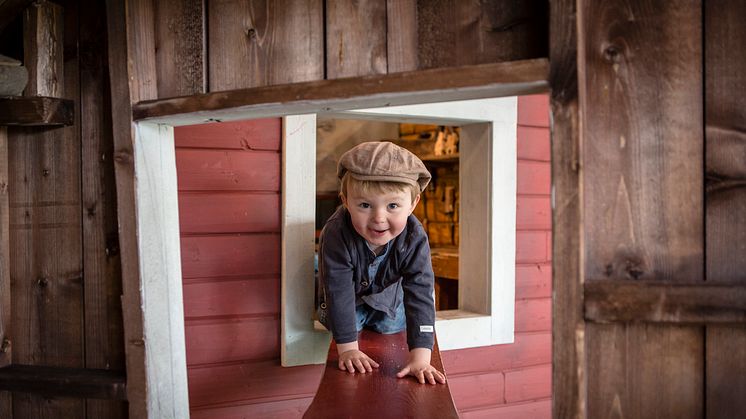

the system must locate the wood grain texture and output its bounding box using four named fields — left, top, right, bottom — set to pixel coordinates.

left=0, top=364, right=126, bottom=400
left=705, top=0, right=746, bottom=417
left=585, top=280, right=746, bottom=324
left=386, top=0, right=417, bottom=72
left=175, top=149, right=280, bottom=191
left=0, top=96, right=74, bottom=126
left=178, top=192, right=280, bottom=234
left=208, top=0, right=323, bottom=91
left=154, top=0, right=205, bottom=97
left=175, top=118, right=281, bottom=150
left=326, top=0, right=387, bottom=79
left=125, top=0, right=158, bottom=102
left=0, top=128, right=8, bottom=369
left=579, top=1, right=704, bottom=418
left=80, top=0, right=128, bottom=415
left=23, top=0, right=63, bottom=97
left=180, top=234, right=280, bottom=279
left=417, top=0, right=547, bottom=69
left=303, top=330, right=458, bottom=418
left=133, top=58, right=549, bottom=124
left=549, top=0, right=582, bottom=416
left=182, top=277, right=279, bottom=317
left=104, top=0, right=148, bottom=415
